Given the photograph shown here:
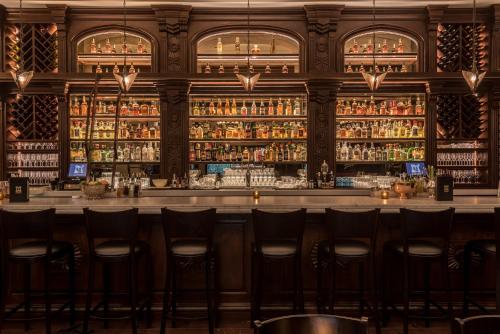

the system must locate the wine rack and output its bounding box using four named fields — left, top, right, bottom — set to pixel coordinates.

left=436, top=94, right=490, bottom=187
left=335, top=93, right=426, bottom=176
left=4, top=23, right=58, bottom=73
left=437, top=23, right=488, bottom=72
left=188, top=94, right=308, bottom=176
left=5, top=95, right=60, bottom=184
